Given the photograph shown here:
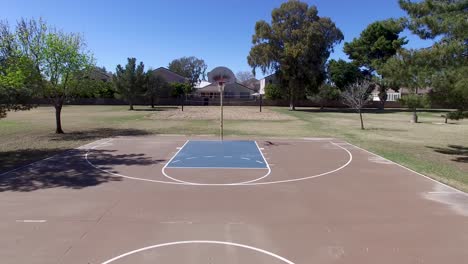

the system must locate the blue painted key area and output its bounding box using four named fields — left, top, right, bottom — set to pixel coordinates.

left=166, top=141, right=268, bottom=169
